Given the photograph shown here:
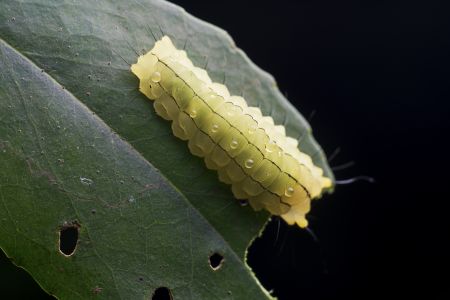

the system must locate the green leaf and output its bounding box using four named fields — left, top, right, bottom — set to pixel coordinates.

left=0, top=0, right=333, bottom=298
